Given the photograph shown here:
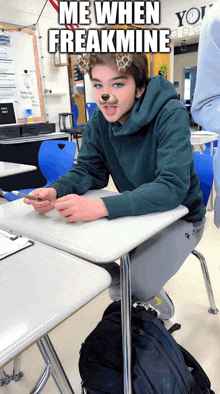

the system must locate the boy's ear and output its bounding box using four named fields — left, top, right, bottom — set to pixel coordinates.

left=135, top=86, right=145, bottom=99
